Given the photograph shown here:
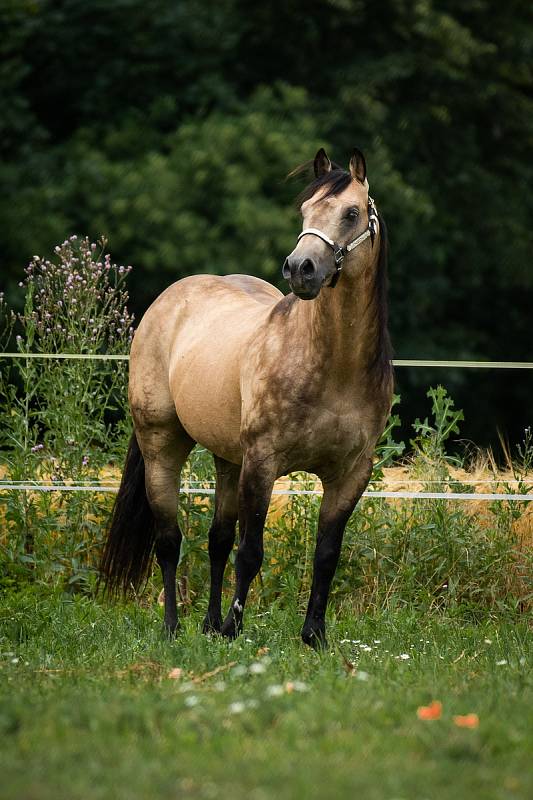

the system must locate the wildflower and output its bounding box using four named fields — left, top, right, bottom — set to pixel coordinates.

left=453, top=713, right=479, bottom=729
left=249, top=662, right=266, bottom=675
left=417, top=700, right=442, bottom=720
left=355, top=671, right=370, bottom=682
left=397, top=654, right=410, bottom=660
left=496, top=659, right=508, bottom=666
left=31, top=444, right=44, bottom=452
left=285, top=681, right=308, bottom=693
left=82, top=455, right=89, bottom=467
left=228, top=701, right=246, bottom=714
left=265, top=685, right=284, bottom=698
left=168, top=668, right=183, bottom=680
left=184, top=695, right=199, bottom=708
